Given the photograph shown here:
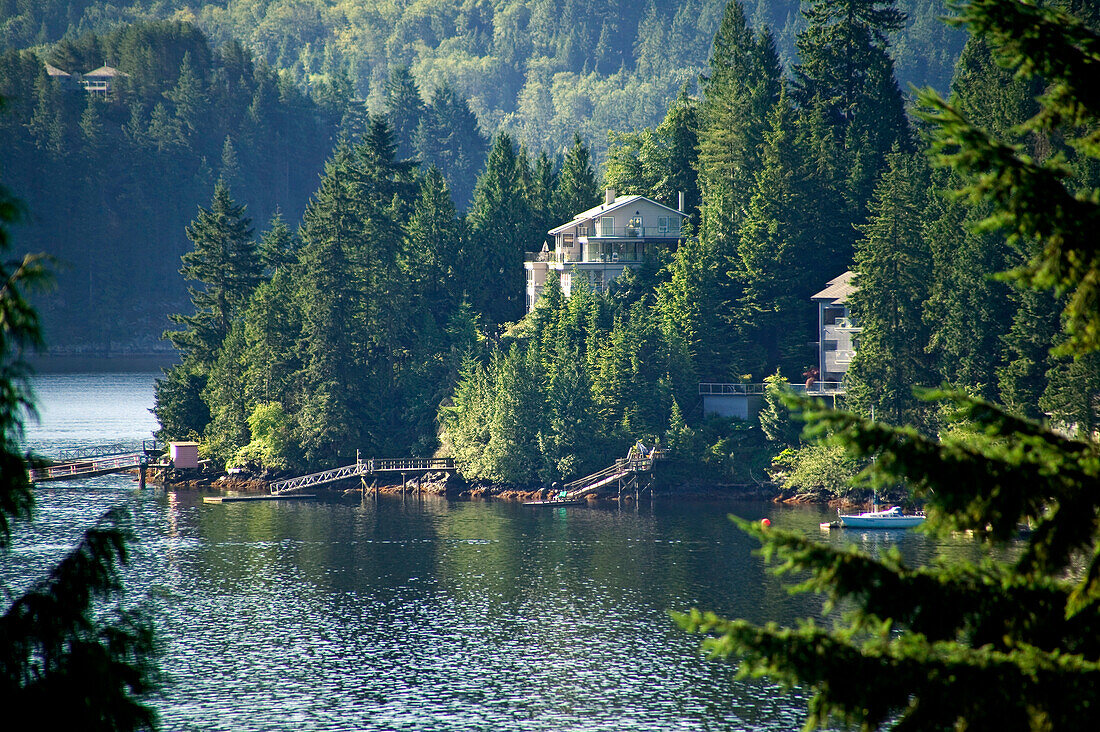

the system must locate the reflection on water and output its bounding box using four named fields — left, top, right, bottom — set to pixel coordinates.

left=4, top=373, right=992, bottom=731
